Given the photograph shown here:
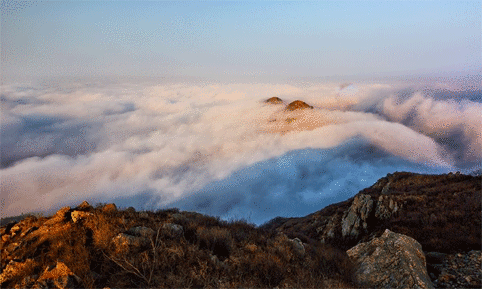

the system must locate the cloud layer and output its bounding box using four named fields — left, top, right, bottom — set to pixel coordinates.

left=1, top=78, right=480, bottom=224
